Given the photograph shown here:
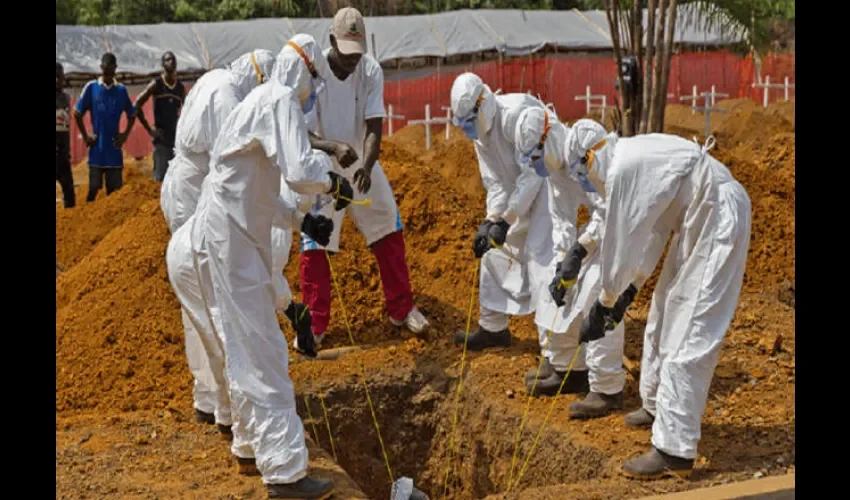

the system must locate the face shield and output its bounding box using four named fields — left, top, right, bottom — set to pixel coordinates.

left=451, top=91, right=485, bottom=140
left=518, top=110, right=552, bottom=177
